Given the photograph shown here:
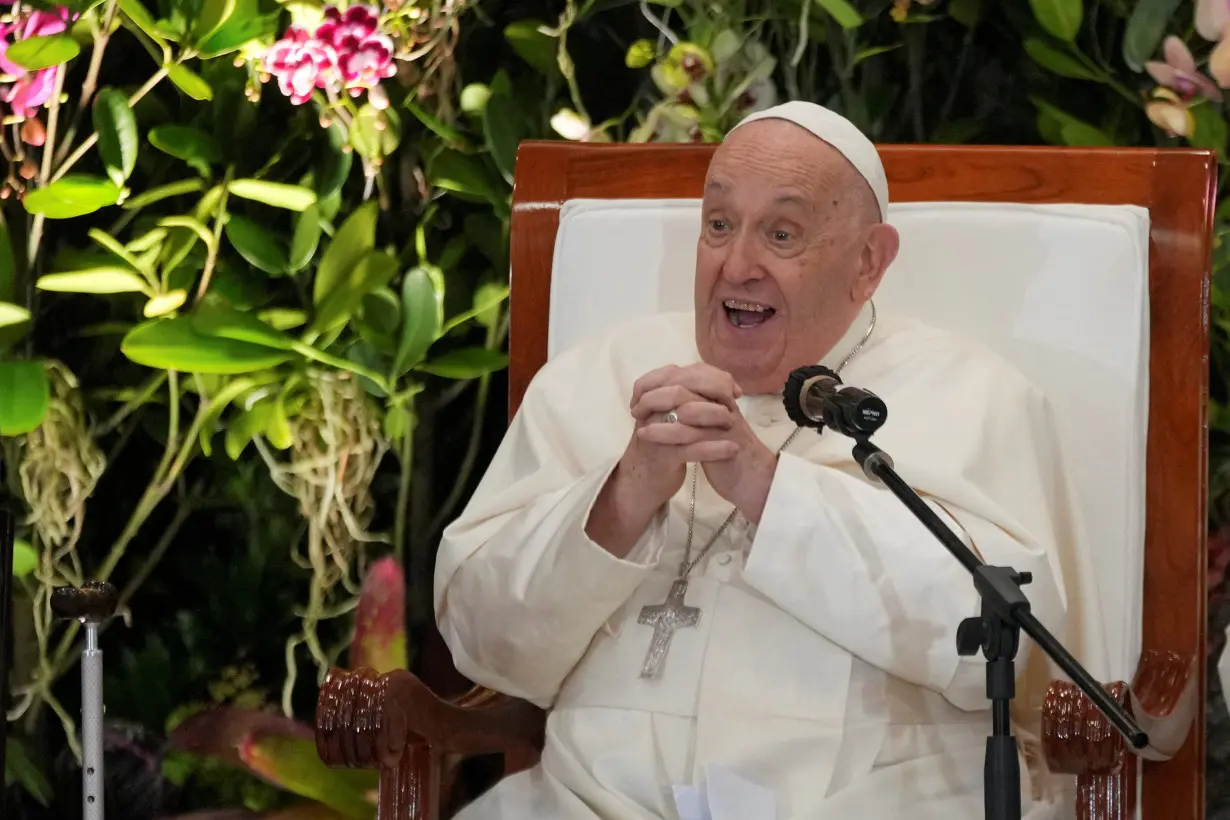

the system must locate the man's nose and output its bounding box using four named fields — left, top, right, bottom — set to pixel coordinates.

left=721, top=230, right=764, bottom=284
